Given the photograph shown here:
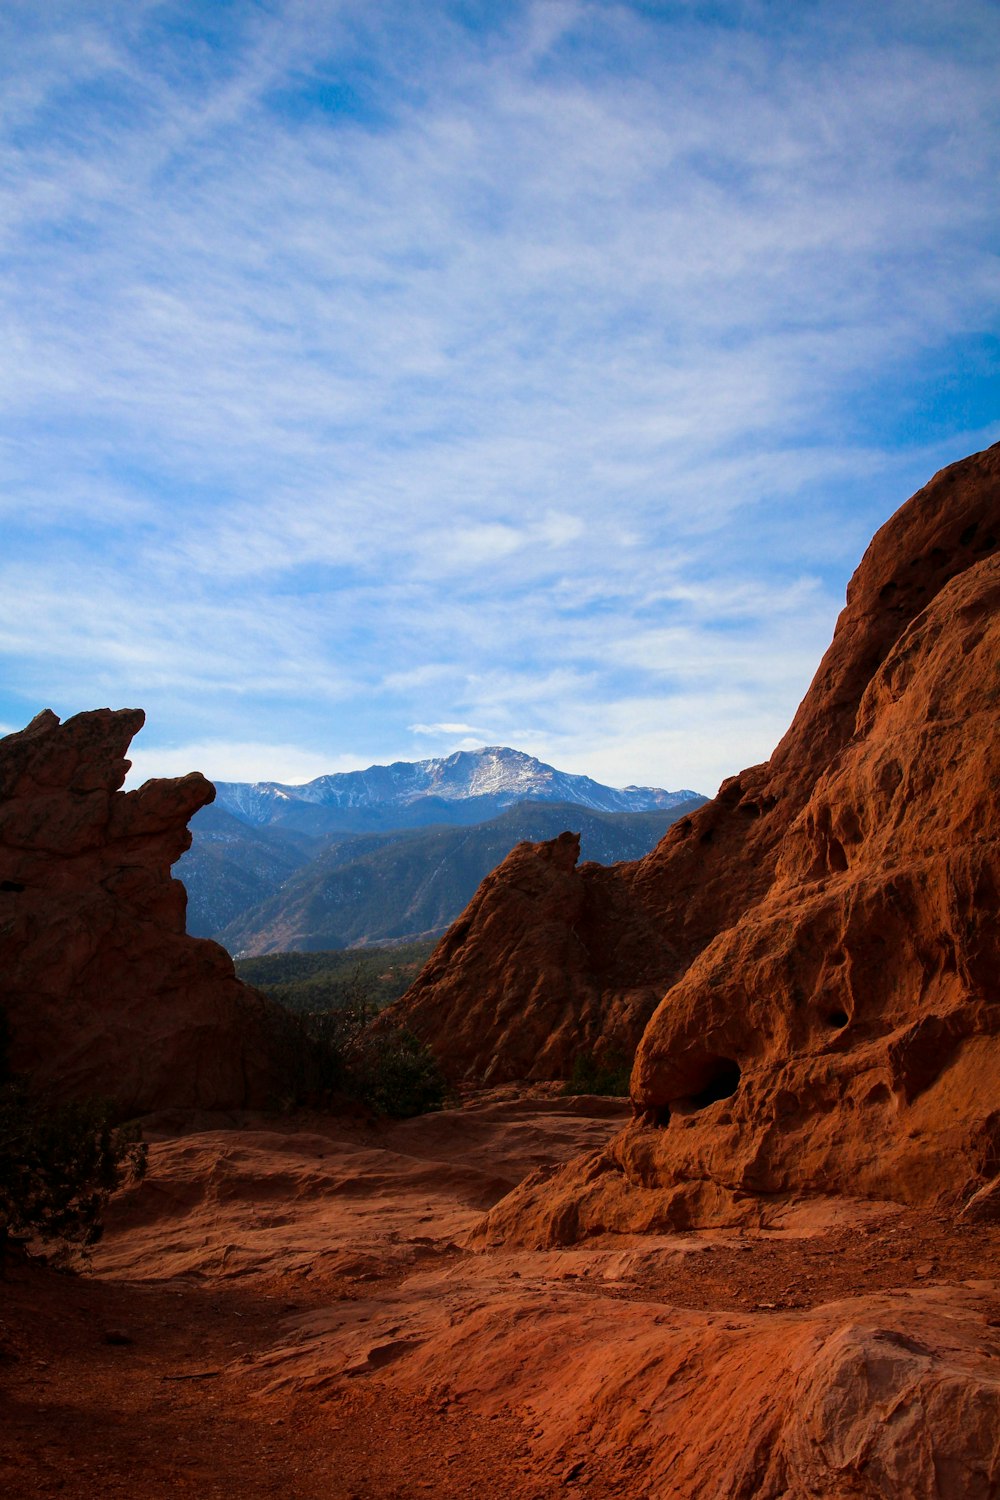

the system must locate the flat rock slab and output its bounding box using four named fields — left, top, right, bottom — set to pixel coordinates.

left=80, top=1095, right=1000, bottom=1498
